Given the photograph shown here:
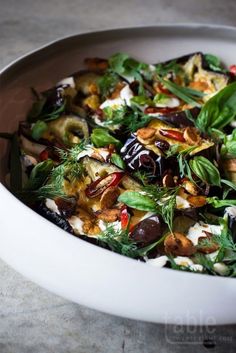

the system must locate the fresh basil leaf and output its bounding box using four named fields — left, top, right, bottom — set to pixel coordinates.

left=91, top=128, right=121, bottom=148
left=207, top=197, right=236, bottom=208
left=118, top=191, right=157, bottom=212
left=31, top=121, right=48, bottom=141
left=189, top=156, right=221, bottom=186
left=196, top=82, right=236, bottom=132
left=26, top=159, right=54, bottom=190
left=222, top=179, right=236, bottom=199
left=204, top=54, right=226, bottom=72
left=110, top=153, right=125, bottom=169
left=131, top=95, right=153, bottom=106
left=108, top=53, right=130, bottom=75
